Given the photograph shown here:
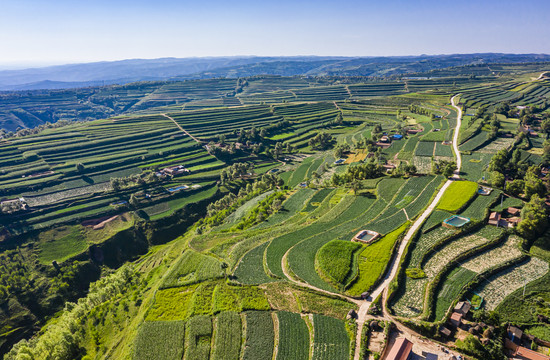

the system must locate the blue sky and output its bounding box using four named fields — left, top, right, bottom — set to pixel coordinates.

left=0, top=0, right=549, bottom=67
